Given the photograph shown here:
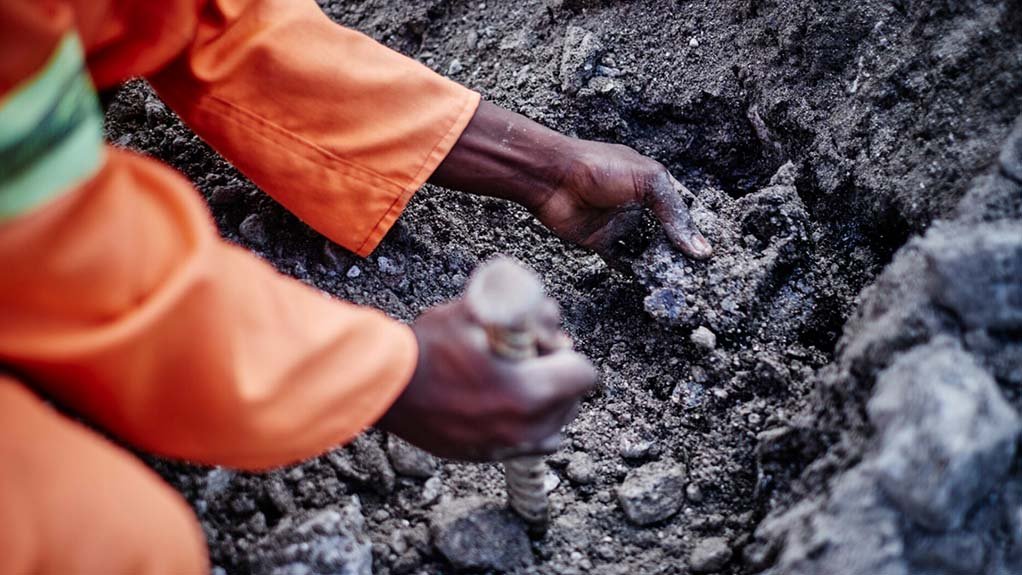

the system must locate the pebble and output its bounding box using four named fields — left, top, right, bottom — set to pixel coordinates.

left=544, top=471, right=561, bottom=493
left=685, top=482, right=705, bottom=503
left=565, top=452, right=597, bottom=485
left=377, top=256, right=401, bottom=275
left=447, top=58, right=464, bottom=75
left=689, top=537, right=732, bottom=573
left=690, top=326, right=717, bottom=351
left=346, top=265, right=362, bottom=279
left=689, top=37, right=700, bottom=48
left=208, top=185, right=245, bottom=206
left=560, top=26, right=604, bottom=94
left=617, top=459, right=687, bottom=525
left=619, top=433, right=655, bottom=460
left=322, top=240, right=347, bottom=270
left=421, top=476, right=443, bottom=506
left=386, top=436, right=437, bottom=478
left=352, top=434, right=395, bottom=494
left=239, top=213, right=268, bottom=246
